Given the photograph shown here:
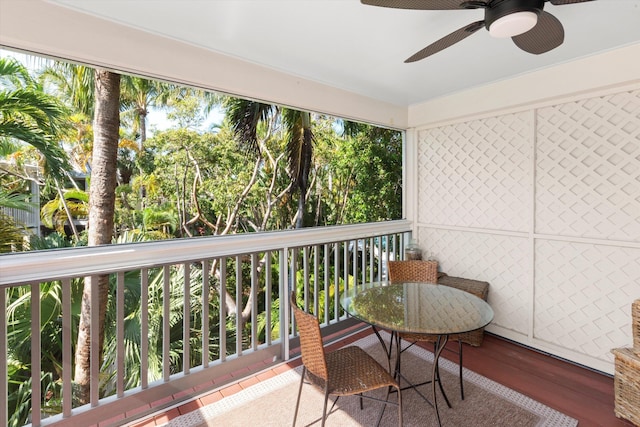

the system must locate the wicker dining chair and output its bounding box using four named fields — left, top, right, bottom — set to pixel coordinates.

left=290, top=291, right=402, bottom=427
left=387, top=260, right=466, bottom=400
